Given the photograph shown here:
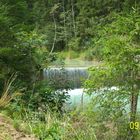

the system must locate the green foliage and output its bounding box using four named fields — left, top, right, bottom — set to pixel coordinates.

left=4, top=105, right=101, bottom=140
left=26, top=80, right=70, bottom=112
left=0, top=2, right=16, bottom=47
left=0, top=31, right=47, bottom=91
left=84, top=48, right=94, bottom=61
left=85, top=9, right=140, bottom=139
left=68, top=37, right=81, bottom=51
left=0, top=1, right=140, bottom=139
